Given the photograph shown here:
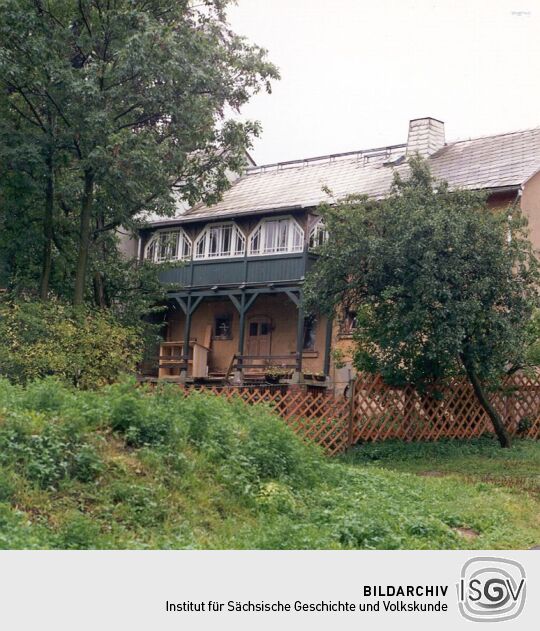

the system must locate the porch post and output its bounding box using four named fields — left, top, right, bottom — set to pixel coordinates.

left=234, top=293, right=246, bottom=384
left=292, top=291, right=305, bottom=384
left=180, top=294, right=192, bottom=383
left=323, top=316, right=333, bottom=377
